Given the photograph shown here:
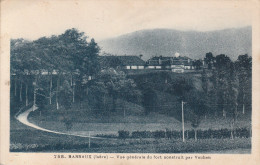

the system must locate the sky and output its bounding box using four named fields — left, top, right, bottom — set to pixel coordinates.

left=2, top=0, right=252, bottom=41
